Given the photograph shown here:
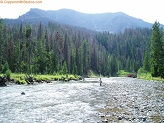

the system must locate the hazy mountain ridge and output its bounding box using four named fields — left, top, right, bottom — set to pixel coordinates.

left=17, top=8, right=152, bottom=33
